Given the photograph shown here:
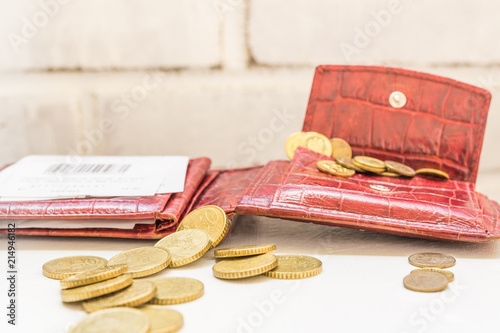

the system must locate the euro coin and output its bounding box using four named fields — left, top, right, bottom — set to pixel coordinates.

left=384, top=160, right=416, bottom=177
left=330, top=138, right=352, bottom=159
left=148, top=277, right=204, bottom=305
left=352, top=156, right=386, bottom=173
left=408, top=253, right=456, bottom=268
left=301, top=132, right=333, bottom=156
left=369, top=184, right=391, bottom=192
left=335, top=157, right=364, bottom=173
left=410, top=268, right=454, bottom=282
left=284, top=132, right=306, bottom=160
left=380, top=171, right=400, bottom=178
left=108, top=247, right=171, bottom=278
left=352, top=158, right=384, bottom=174
left=43, top=256, right=108, bottom=280
left=68, top=308, right=150, bottom=333
left=415, top=168, right=450, bottom=180
left=155, top=229, right=211, bottom=267
left=60, top=264, right=128, bottom=289
left=138, top=306, right=183, bottom=333
left=83, top=280, right=157, bottom=313
left=403, top=271, right=448, bottom=292
left=212, top=253, right=278, bottom=279
left=61, top=274, right=133, bottom=303
left=264, top=255, right=322, bottom=279
left=317, top=160, right=355, bottom=177
left=214, top=244, right=277, bottom=258
left=177, top=205, right=229, bottom=248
